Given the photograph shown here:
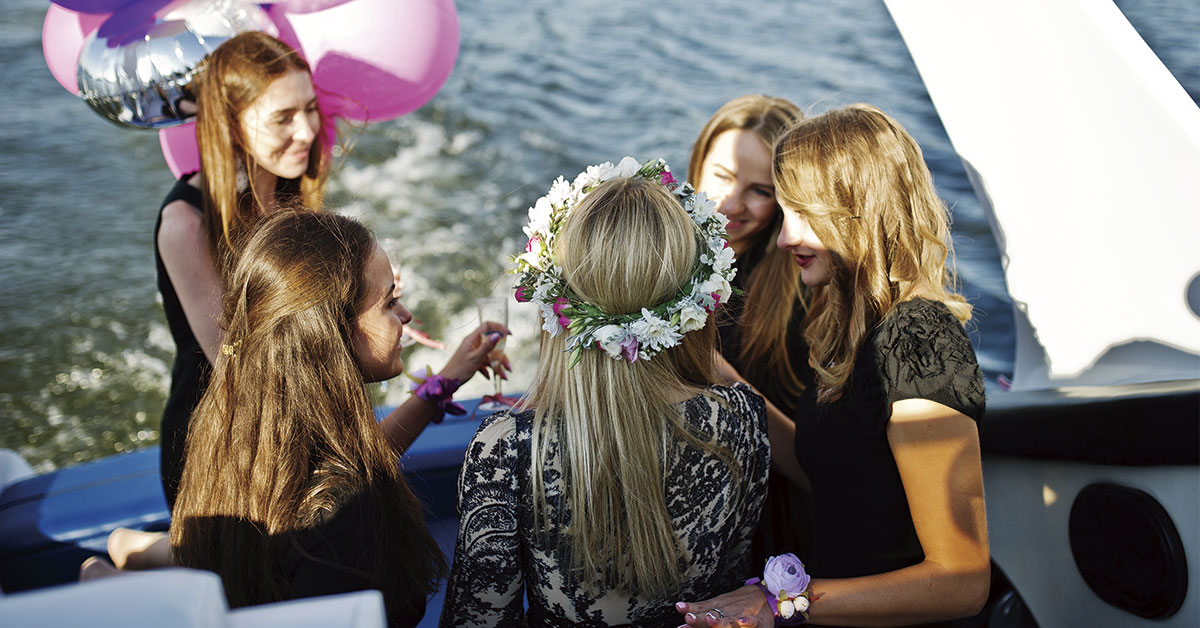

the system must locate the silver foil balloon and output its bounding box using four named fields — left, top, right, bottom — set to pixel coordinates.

left=75, top=0, right=274, bottom=130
